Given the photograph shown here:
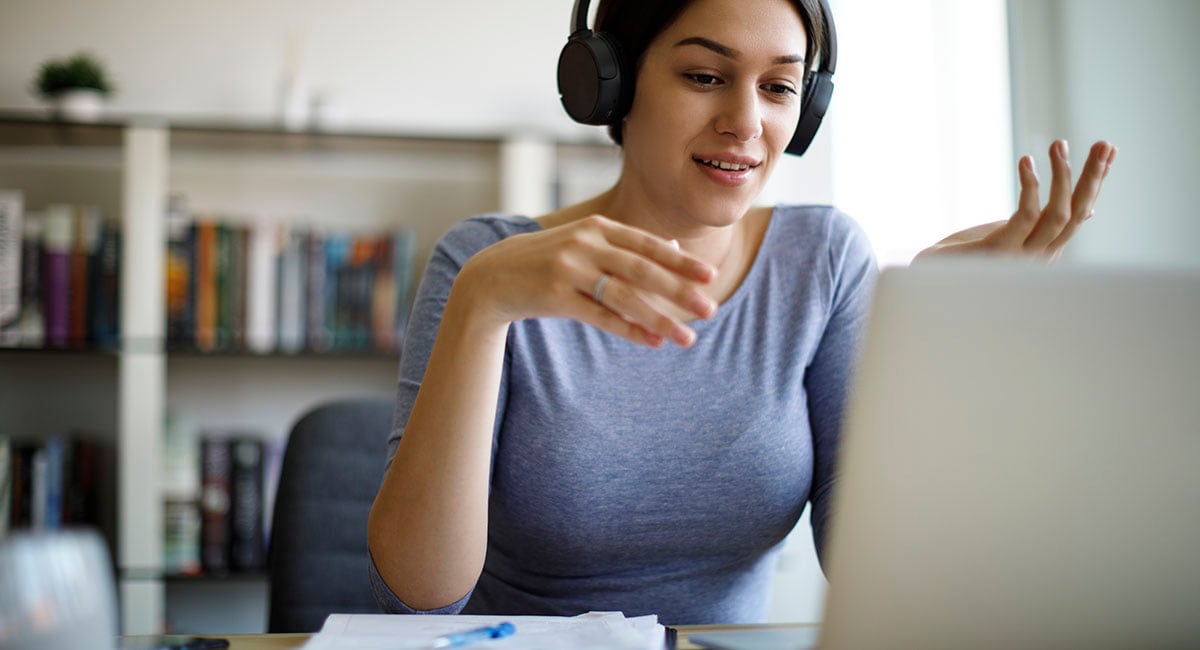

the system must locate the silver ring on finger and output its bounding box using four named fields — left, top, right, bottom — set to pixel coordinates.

left=592, top=273, right=612, bottom=305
